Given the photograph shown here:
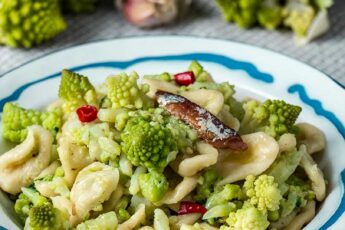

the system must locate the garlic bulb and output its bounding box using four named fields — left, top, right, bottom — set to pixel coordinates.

left=117, top=0, right=192, bottom=28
